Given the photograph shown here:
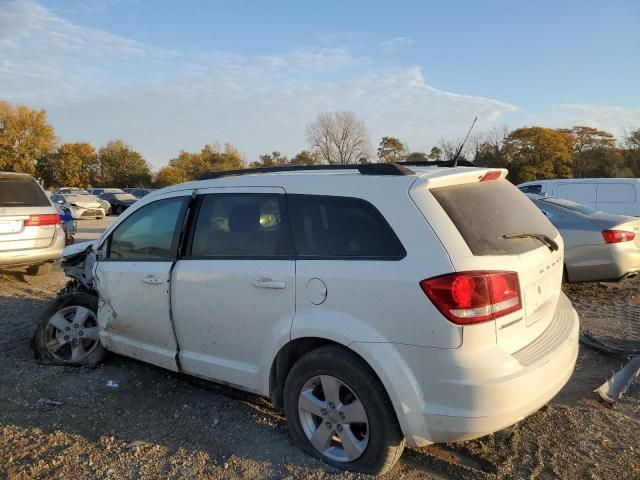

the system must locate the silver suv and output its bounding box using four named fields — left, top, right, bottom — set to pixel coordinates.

left=0, top=172, right=64, bottom=275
